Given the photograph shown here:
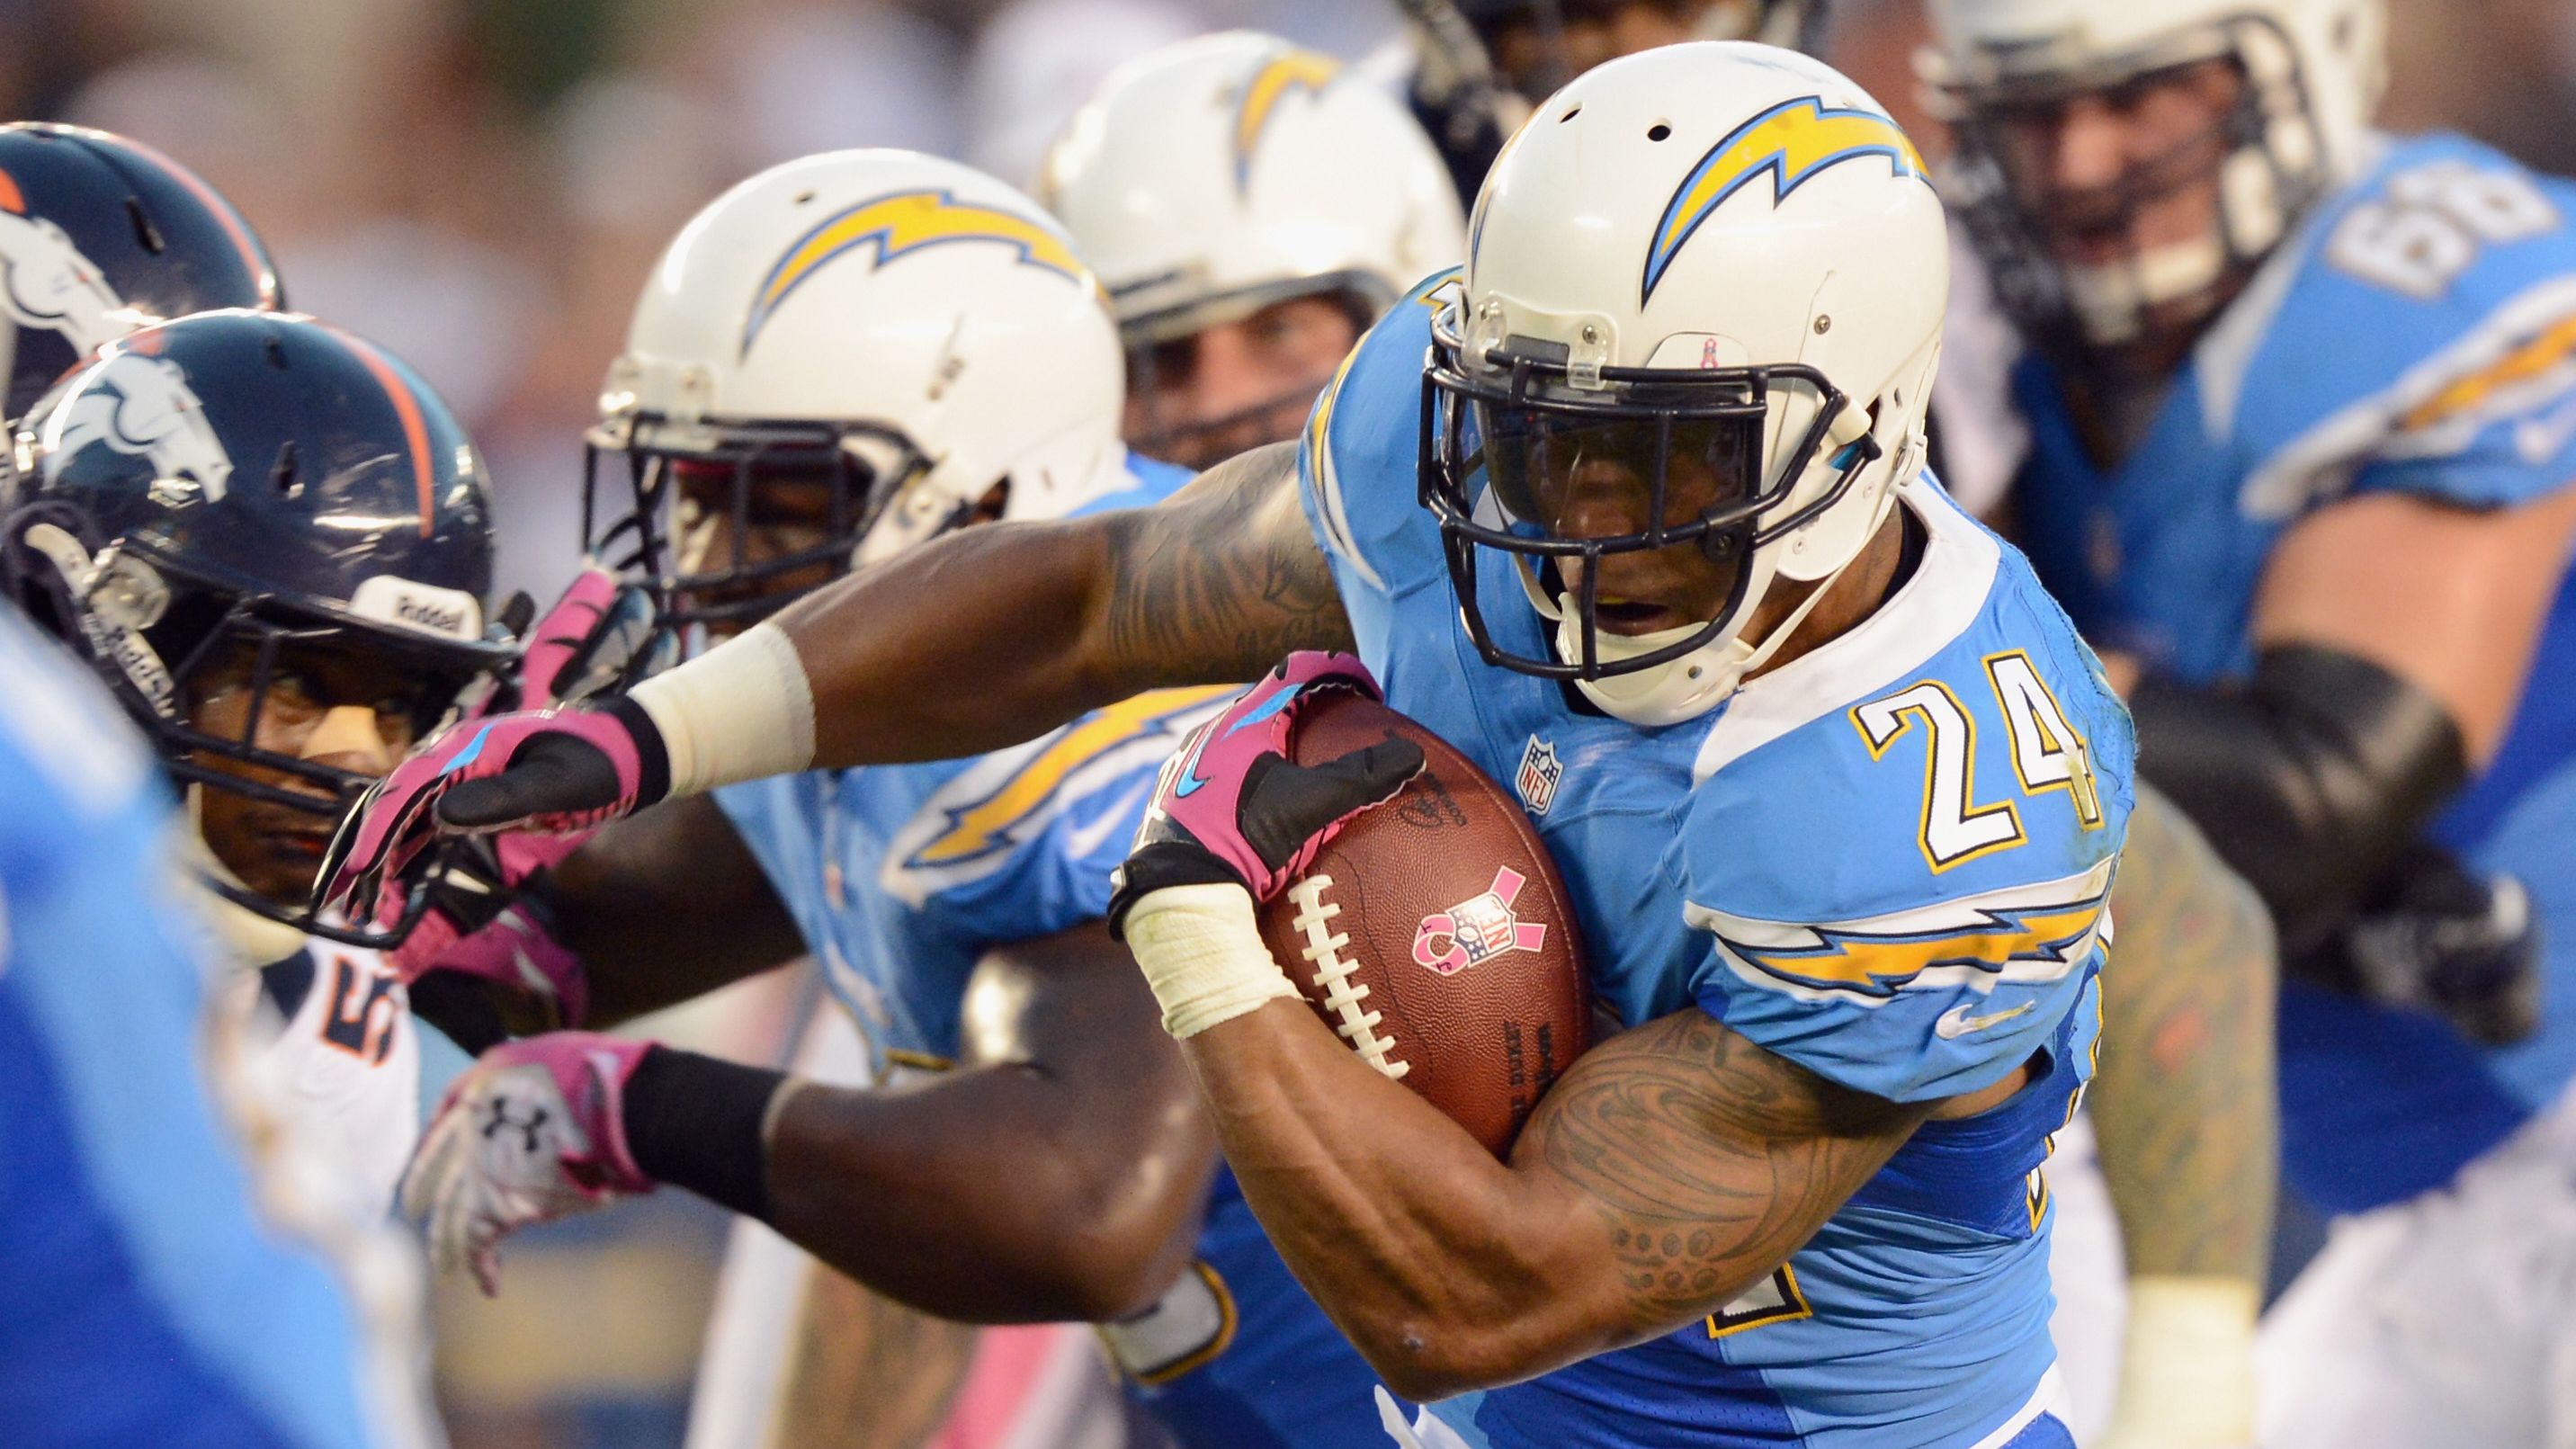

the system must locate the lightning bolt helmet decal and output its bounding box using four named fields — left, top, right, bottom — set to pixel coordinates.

left=1231, top=49, right=1342, bottom=194
left=741, top=188, right=1096, bottom=358
left=1641, top=95, right=1929, bottom=308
